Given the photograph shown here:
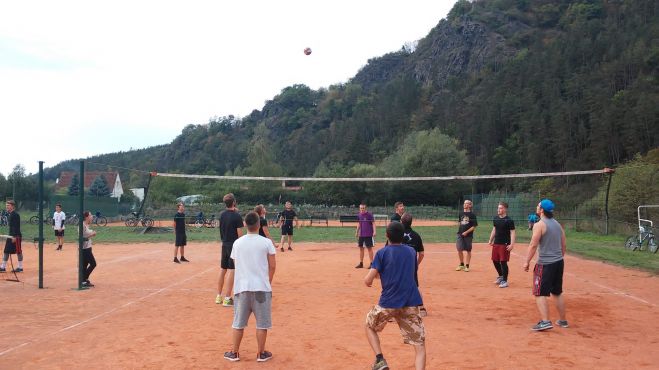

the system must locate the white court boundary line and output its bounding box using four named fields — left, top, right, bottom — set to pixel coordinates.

left=426, top=246, right=656, bottom=307
left=0, top=266, right=216, bottom=357
left=0, top=249, right=162, bottom=289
